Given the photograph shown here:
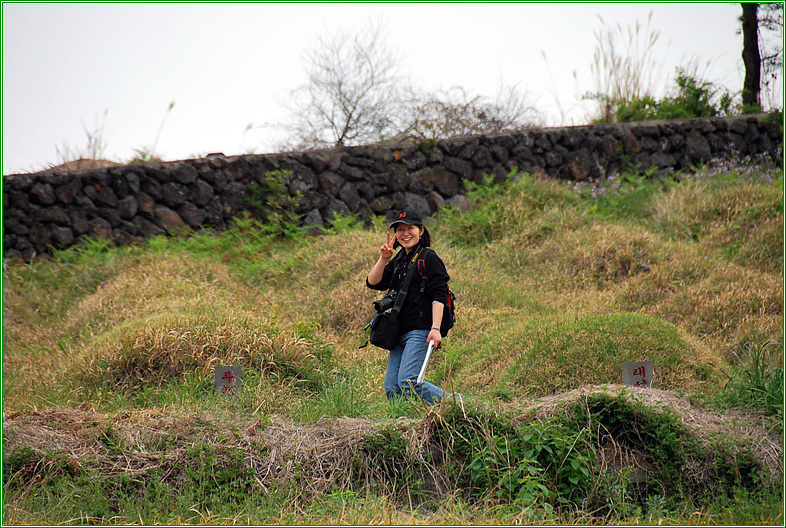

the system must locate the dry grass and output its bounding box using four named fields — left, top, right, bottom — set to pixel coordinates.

left=2, top=254, right=313, bottom=412
left=443, top=207, right=776, bottom=400
left=2, top=162, right=781, bottom=523
left=485, top=204, right=781, bottom=358
left=74, top=312, right=315, bottom=391
left=531, top=222, right=664, bottom=289
left=3, top=385, right=781, bottom=519
left=64, top=254, right=268, bottom=338
left=506, top=313, right=726, bottom=396
left=650, top=179, right=783, bottom=274
left=521, top=384, right=783, bottom=483
left=622, top=260, right=783, bottom=354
